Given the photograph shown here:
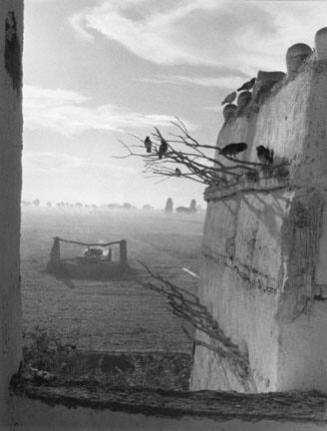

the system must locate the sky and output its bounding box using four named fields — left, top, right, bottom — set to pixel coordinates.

left=22, top=0, right=327, bottom=208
